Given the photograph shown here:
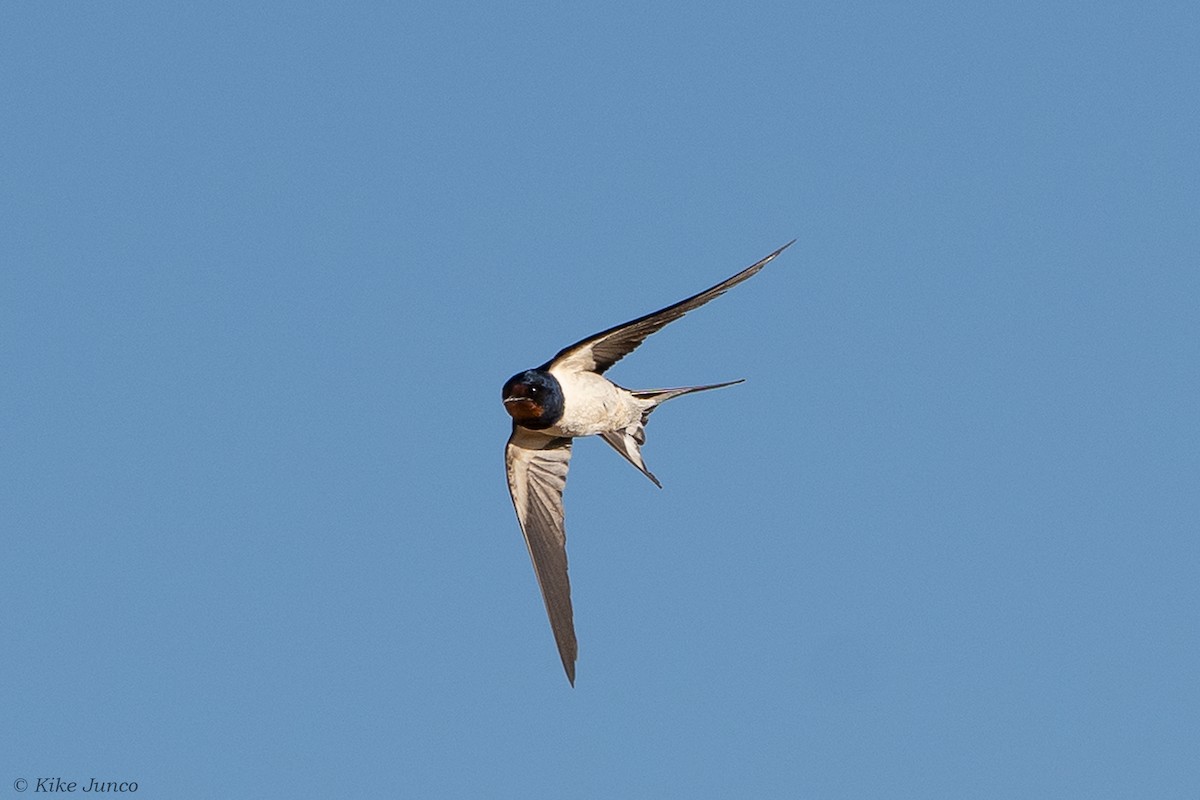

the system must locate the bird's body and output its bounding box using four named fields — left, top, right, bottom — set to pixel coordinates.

left=541, top=368, right=642, bottom=438
left=502, top=241, right=794, bottom=684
